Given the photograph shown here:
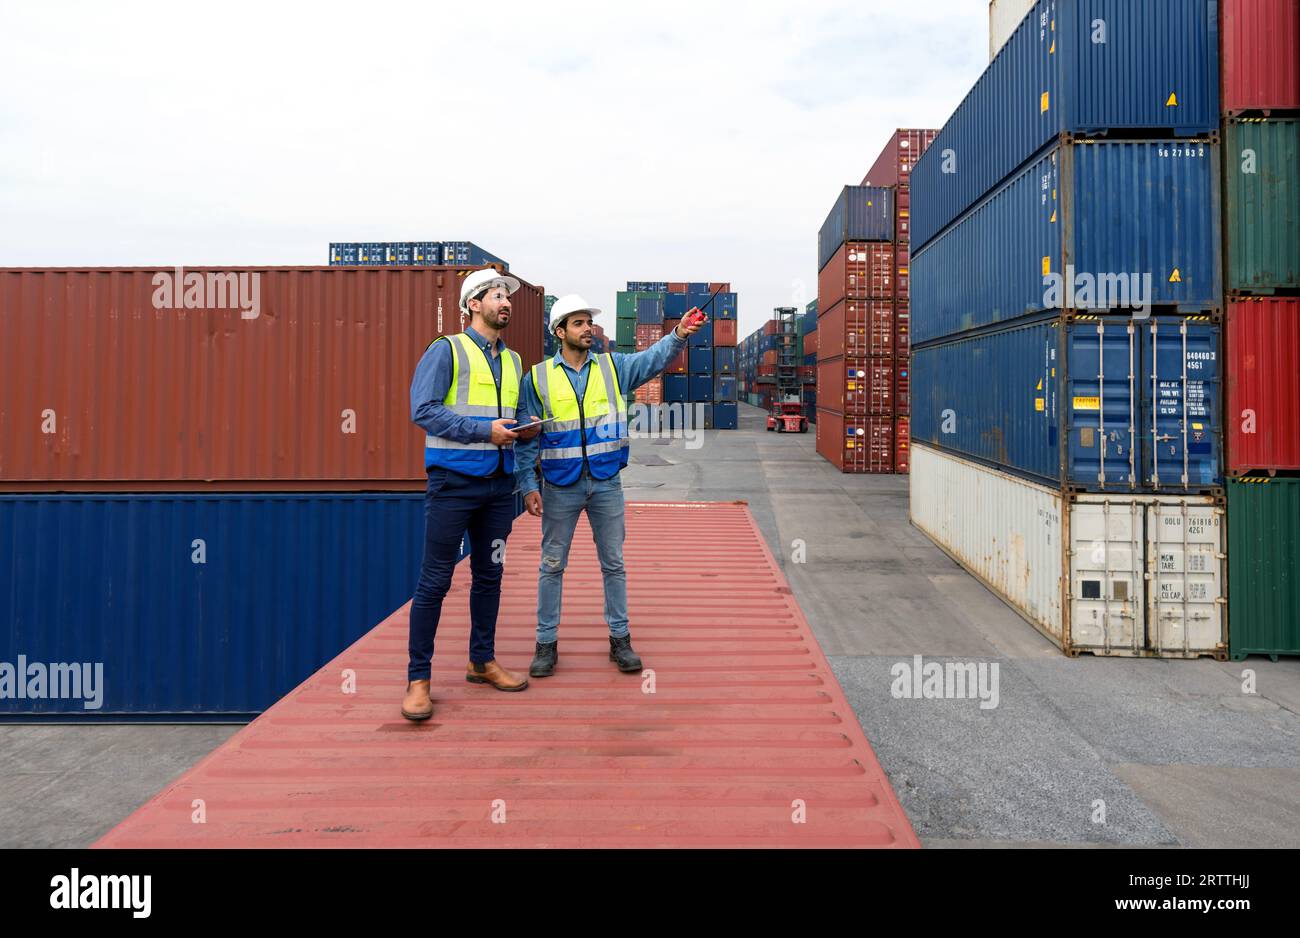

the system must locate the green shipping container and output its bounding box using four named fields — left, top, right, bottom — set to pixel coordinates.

left=615, top=320, right=636, bottom=346
left=1224, top=118, right=1299, bottom=294
left=1228, top=478, right=1300, bottom=660
left=617, top=291, right=664, bottom=319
